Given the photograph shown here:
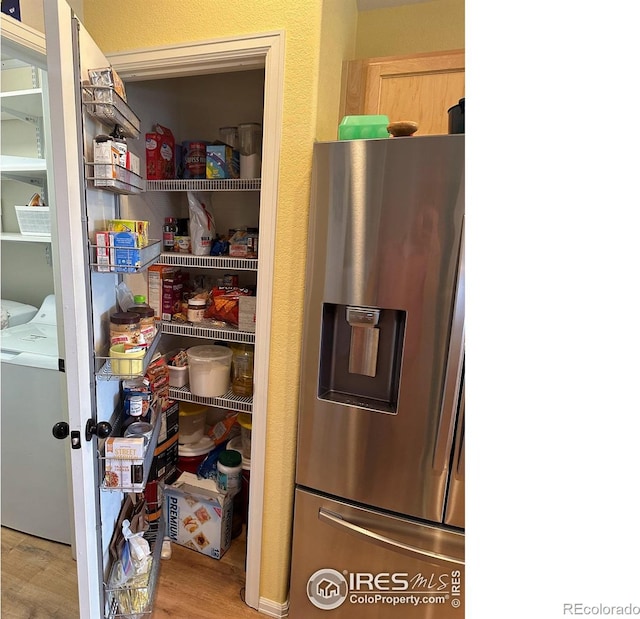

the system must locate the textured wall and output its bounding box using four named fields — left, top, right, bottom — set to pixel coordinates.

left=356, top=0, right=465, bottom=58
